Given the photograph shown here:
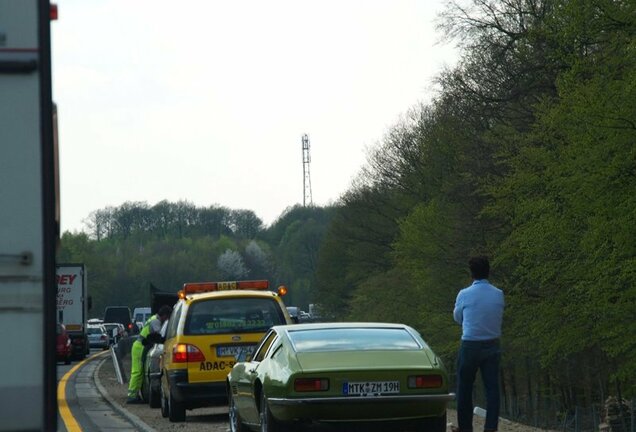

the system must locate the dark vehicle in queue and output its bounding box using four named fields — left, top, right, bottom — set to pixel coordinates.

left=68, top=331, right=90, bottom=359
left=227, top=322, right=455, bottom=432
left=103, top=306, right=137, bottom=335
left=160, top=280, right=293, bottom=422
